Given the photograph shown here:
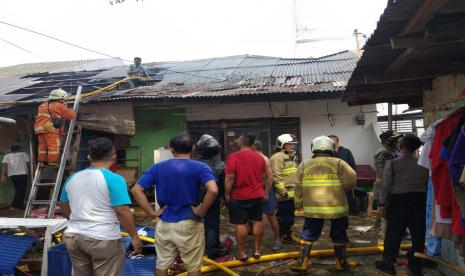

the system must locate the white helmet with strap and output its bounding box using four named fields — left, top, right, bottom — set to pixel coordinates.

left=49, top=88, right=69, bottom=100
left=276, top=134, right=298, bottom=149
left=311, top=136, right=335, bottom=153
